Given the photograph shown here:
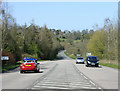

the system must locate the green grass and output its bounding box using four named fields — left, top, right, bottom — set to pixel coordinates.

left=2, top=61, right=24, bottom=72
left=2, top=64, right=20, bottom=72
left=69, top=55, right=76, bottom=59
left=59, top=38, right=67, bottom=42
left=74, top=40, right=81, bottom=42
left=99, top=62, right=120, bottom=69
left=64, top=52, right=68, bottom=56
left=64, top=52, right=76, bottom=59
